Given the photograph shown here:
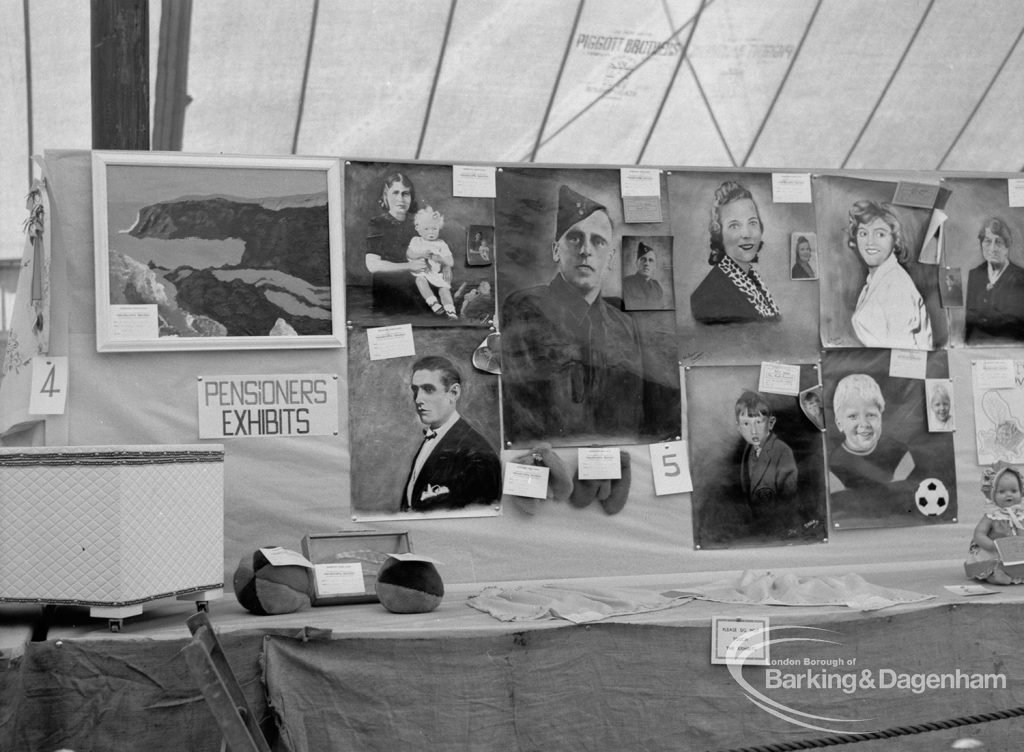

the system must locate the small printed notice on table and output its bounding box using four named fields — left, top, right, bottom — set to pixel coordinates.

left=259, top=547, right=313, bottom=568
left=944, top=584, right=996, bottom=596
left=503, top=462, right=549, bottom=499
left=110, top=304, right=159, bottom=340
left=758, top=362, right=800, bottom=396
left=313, top=562, right=366, bottom=596
left=771, top=173, right=812, bottom=203
left=711, top=616, right=770, bottom=666
left=453, top=165, right=497, bottom=198
left=577, top=447, right=621, bottom=480
left=649, top=441, right=692, bottom=495
left=367, top=324, right=415, bottom=360
left=889, top=349, right=927, bottom=380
